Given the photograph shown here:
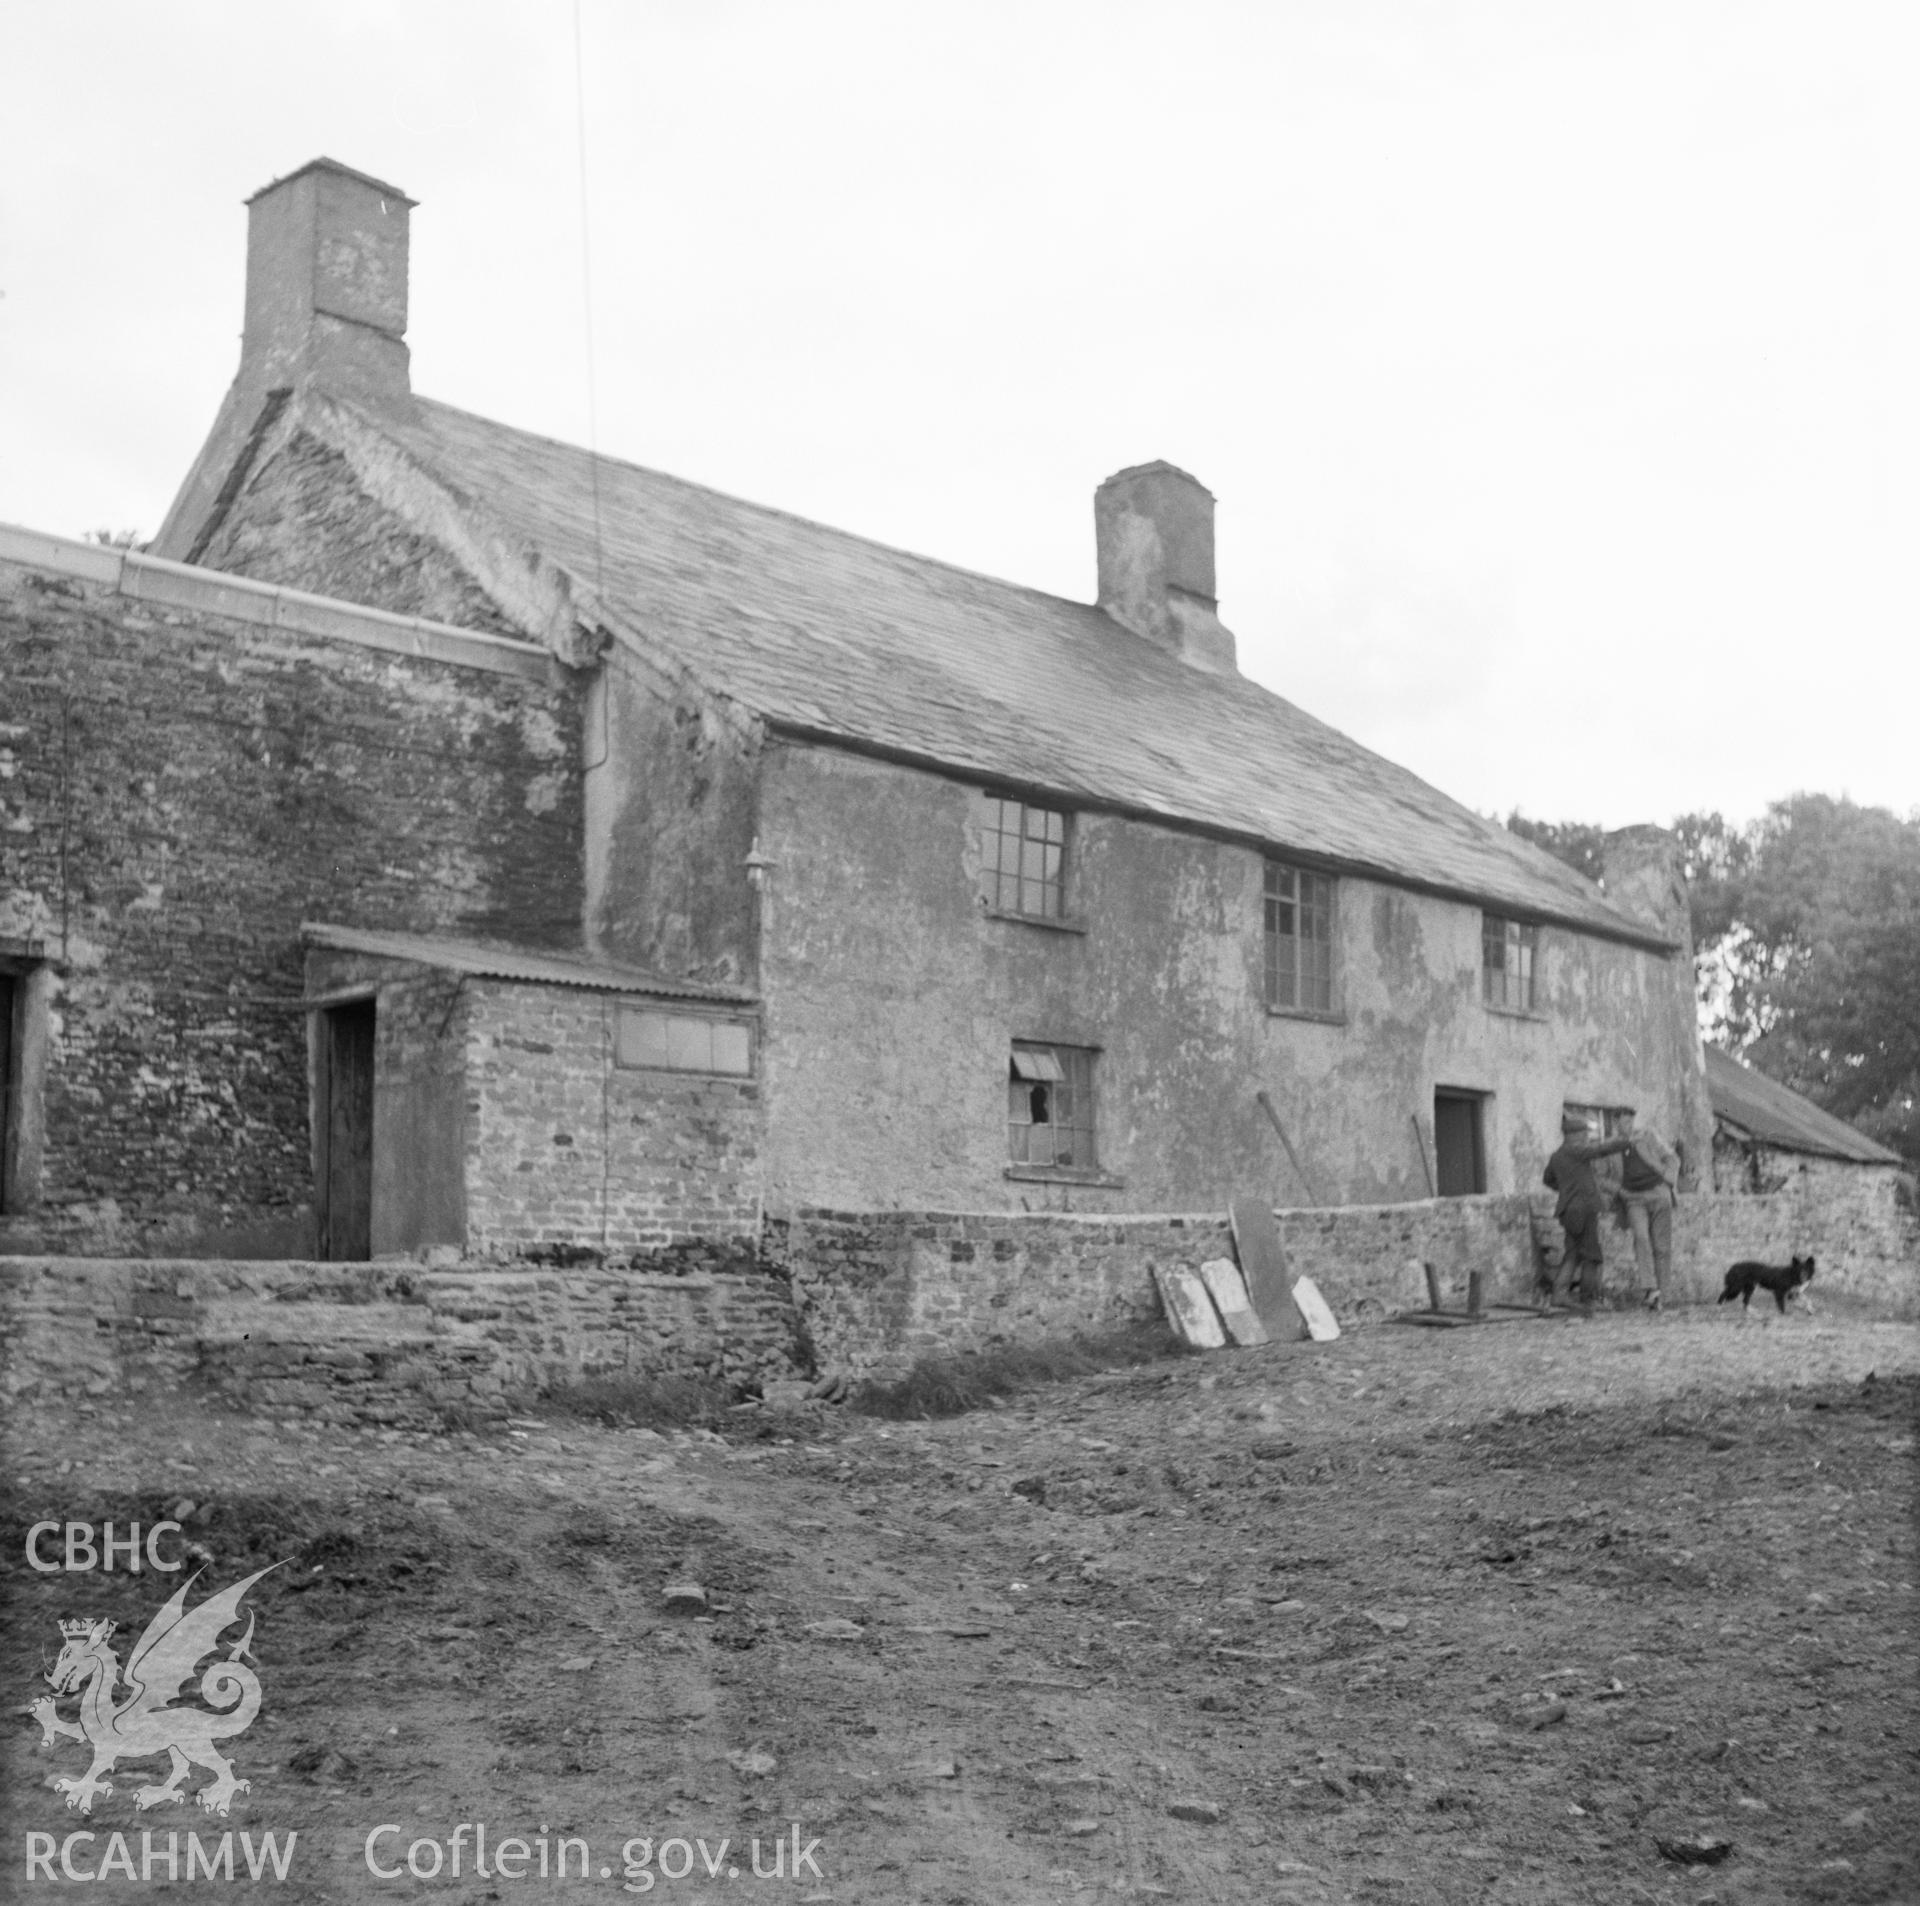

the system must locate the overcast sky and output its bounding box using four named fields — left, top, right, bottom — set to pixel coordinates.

left=4, top=2, right=1913, bottom=833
